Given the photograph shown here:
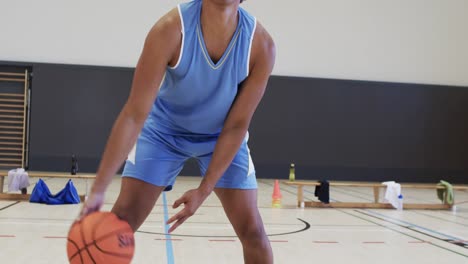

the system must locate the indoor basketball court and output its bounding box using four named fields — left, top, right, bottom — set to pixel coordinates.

left=0, top=177, right=467, bottom=263
left=1, top=0, right=468, bottom=263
